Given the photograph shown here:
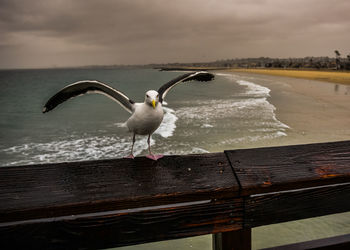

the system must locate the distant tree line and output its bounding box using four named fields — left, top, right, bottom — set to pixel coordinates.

left=151, top=50, right=350, bottom=70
